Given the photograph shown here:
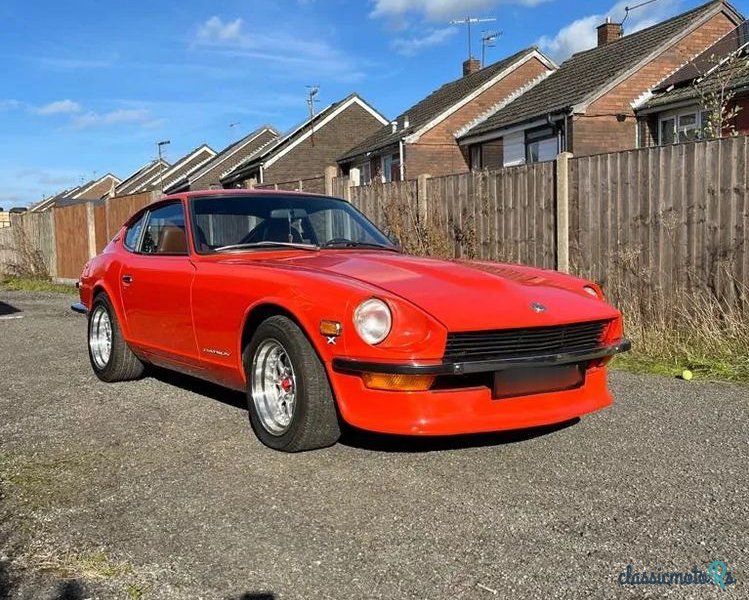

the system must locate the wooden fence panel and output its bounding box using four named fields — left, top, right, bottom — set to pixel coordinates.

left=0, top=211, right=56, bottom=277
left=569, top=137, right=749, bottom=302
left=106, top=192, right=157, bottom=239
left=54, top=203, right=89, bottom=280
left=94, top=203, right=107, bottom=253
